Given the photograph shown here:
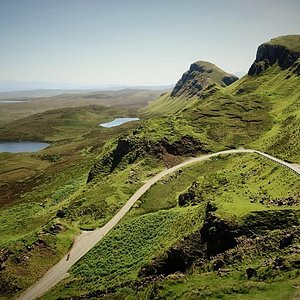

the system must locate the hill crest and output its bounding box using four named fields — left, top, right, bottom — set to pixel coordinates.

left=171, top=60, right=238, bottom=98
left=248, top=35, right=300, bottom=76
